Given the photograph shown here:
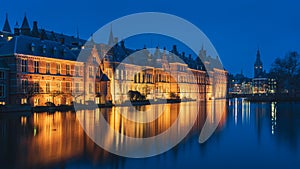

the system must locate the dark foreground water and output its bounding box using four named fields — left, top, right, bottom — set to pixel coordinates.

left=0, top=99, right=300, bottom=169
